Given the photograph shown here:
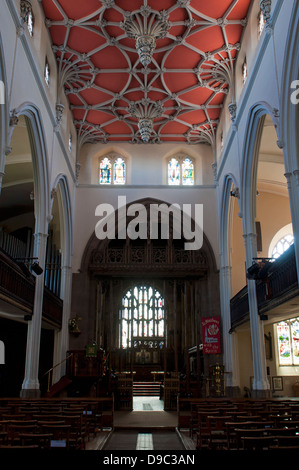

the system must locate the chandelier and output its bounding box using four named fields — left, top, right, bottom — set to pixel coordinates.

left=128, top=99, right=164, bottom=142
left=122, top=7, right=170, bottom=67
